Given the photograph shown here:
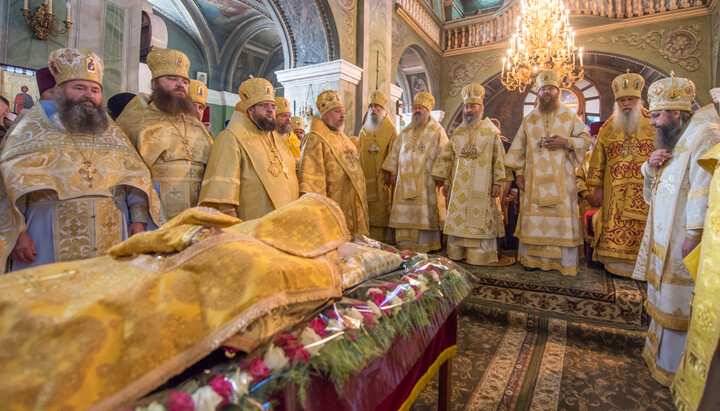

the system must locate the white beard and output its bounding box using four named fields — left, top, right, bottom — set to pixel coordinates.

left=612, top=101, right=644, bottom=136
left=363, top=109, right=386, bottom=133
